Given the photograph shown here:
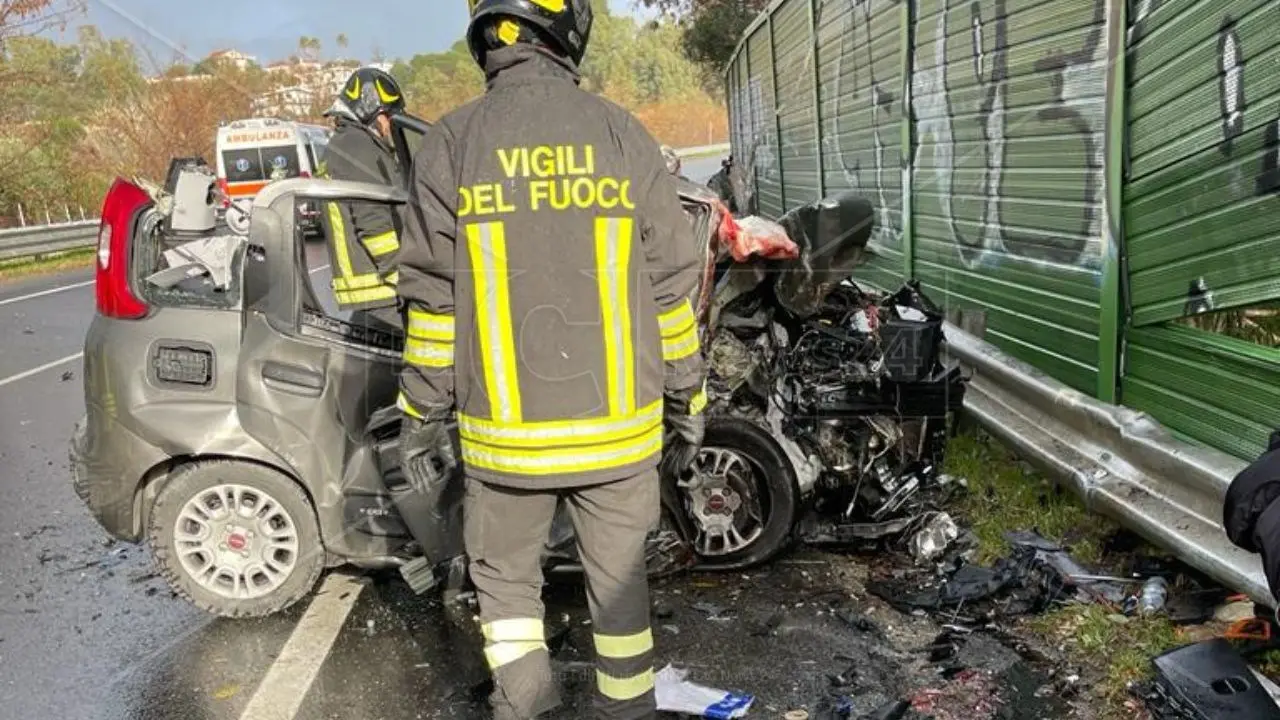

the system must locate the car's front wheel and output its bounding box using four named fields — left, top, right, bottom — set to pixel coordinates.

left=148, top=460, right=324, bottom=618
left=675, top=418, right=798, bottom=570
